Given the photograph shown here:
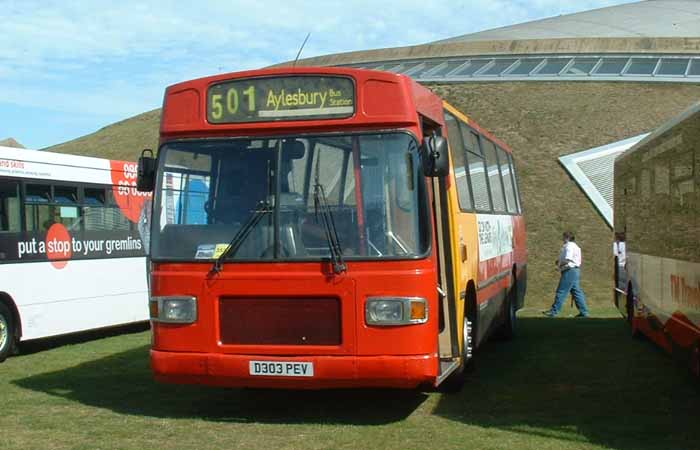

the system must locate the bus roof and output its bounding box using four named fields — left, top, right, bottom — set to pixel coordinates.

left=617, top=100, right=700, bottom=163
left=0, top=145, right=131, bottom=184
left=160, top=67, right=444, bottom=139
